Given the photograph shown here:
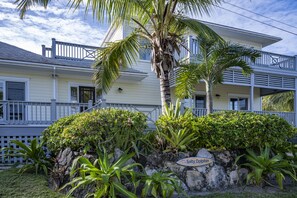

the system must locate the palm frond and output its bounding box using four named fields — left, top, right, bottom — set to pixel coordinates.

left=15, top=0, right=50, bottom=19
left=175, top=64, right=201, bottom=98
left=93, top=32, right=139, bottom=94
